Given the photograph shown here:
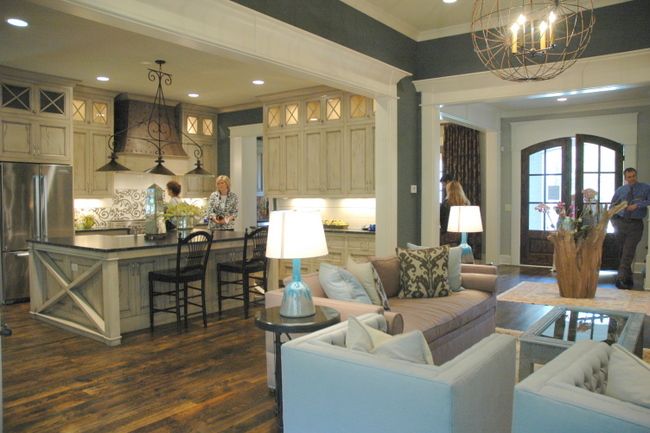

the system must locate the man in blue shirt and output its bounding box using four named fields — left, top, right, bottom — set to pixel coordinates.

left=610, top=167, right=650, bottom=289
